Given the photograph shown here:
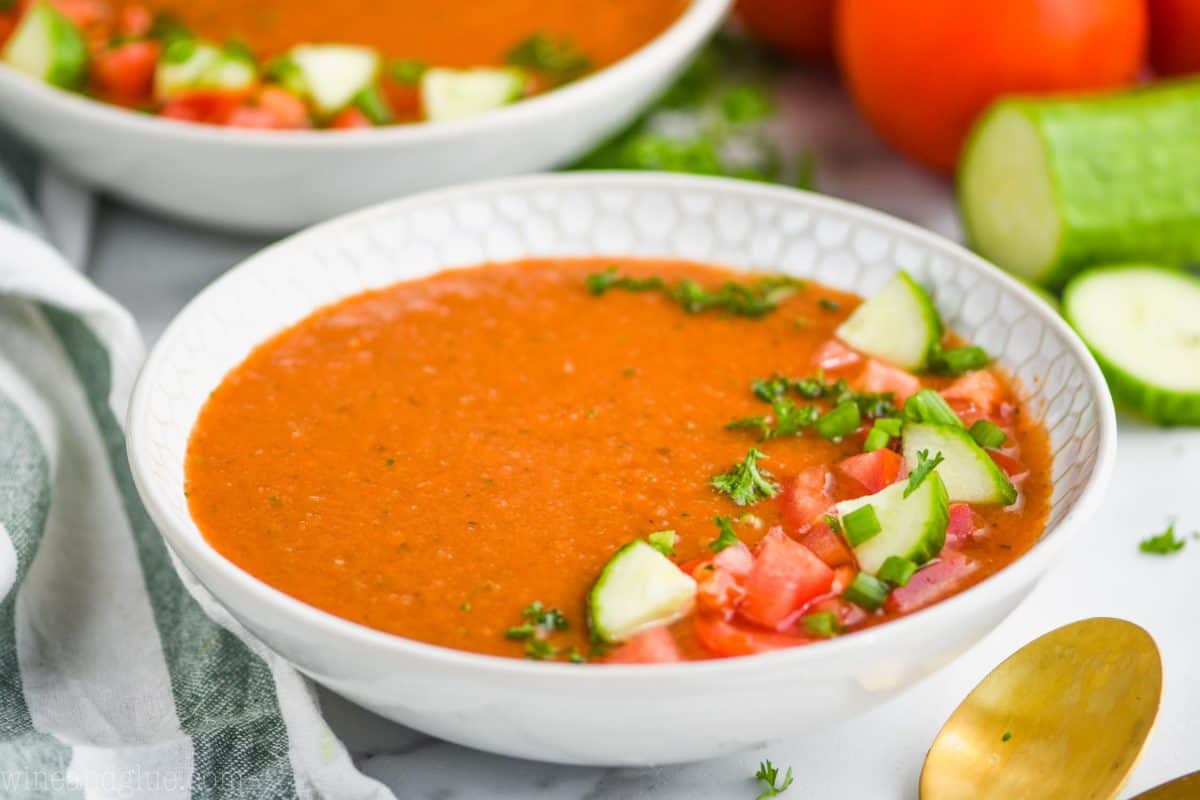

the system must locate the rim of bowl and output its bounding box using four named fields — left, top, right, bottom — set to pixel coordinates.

left=0, top=0, right=730, bottom=150
left=128, top=172, right=1119, bottom=683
